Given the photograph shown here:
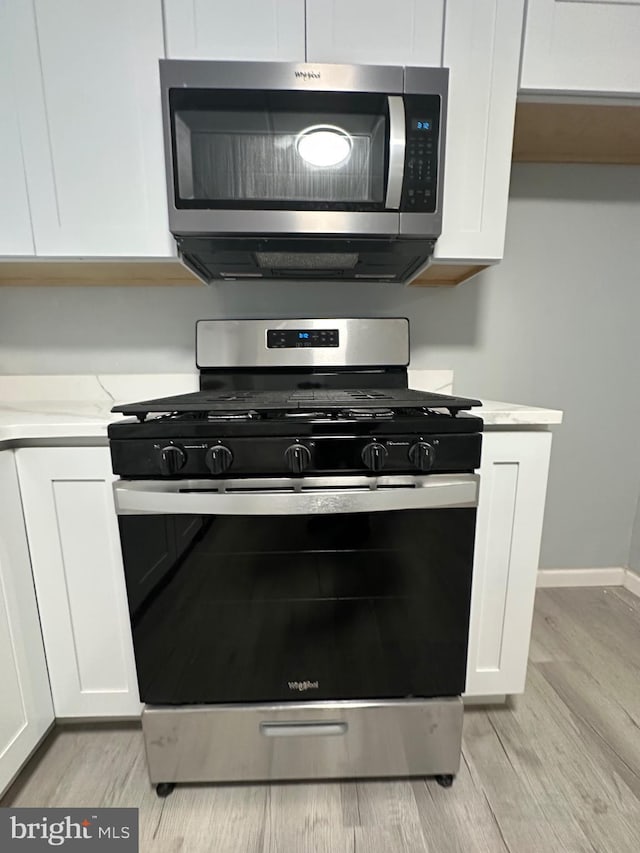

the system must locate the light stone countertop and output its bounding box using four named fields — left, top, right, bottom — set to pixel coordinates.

left=0, top=373, right=562, bottom=446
